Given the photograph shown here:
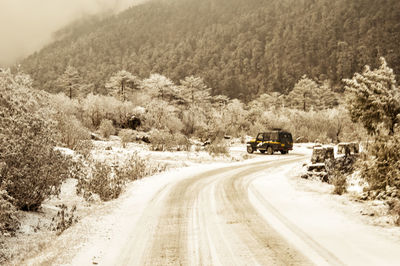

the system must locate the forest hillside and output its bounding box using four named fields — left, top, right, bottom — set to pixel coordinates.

left=20, top=0, right=400, bottom=100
